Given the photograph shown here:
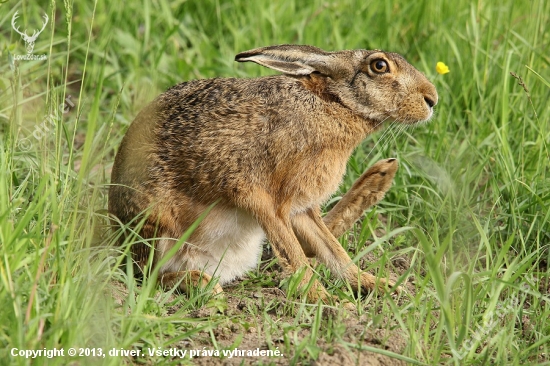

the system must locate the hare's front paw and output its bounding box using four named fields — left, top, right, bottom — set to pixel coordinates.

left=304, top=280, right=358, bottom=311
left=360, top=272, right=402, bottom=294
left=309, top=282, right=330, bottom=304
